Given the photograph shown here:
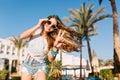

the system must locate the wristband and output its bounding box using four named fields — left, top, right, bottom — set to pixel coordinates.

left=50, top=47, right=59, bottom=56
